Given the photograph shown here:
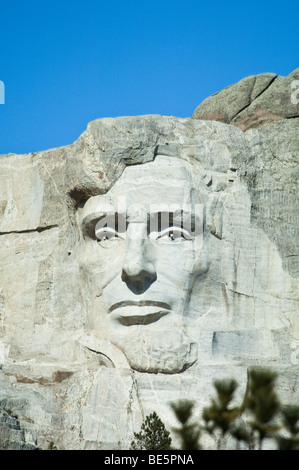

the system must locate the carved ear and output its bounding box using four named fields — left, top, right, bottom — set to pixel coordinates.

left=205, top=193, right=225, bottom=240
